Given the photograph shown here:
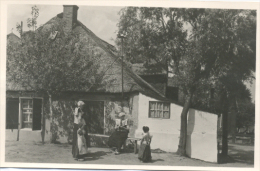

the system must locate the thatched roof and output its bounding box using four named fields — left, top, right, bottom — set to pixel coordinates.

left=7, top=33, right=20, bottom=43
left=6, top=11, right=165, bottom=99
